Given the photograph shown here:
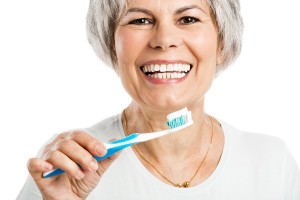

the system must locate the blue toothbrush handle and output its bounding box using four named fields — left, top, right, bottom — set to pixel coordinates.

left=94, top=142, right=136, bottom=161
left=43, top=133, right=139, bottom=178
left=94, top=133, right=139, bottom=161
